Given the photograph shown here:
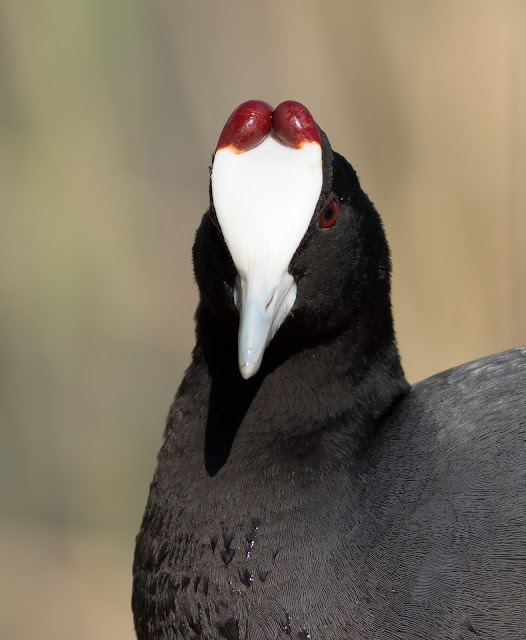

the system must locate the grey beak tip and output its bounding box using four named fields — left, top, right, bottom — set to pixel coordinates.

left=240, top=362, right=258, bottom=380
